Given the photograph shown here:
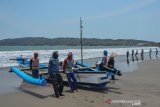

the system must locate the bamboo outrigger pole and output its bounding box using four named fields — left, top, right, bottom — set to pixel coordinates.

left=80, top=17, right=83, bottom=64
